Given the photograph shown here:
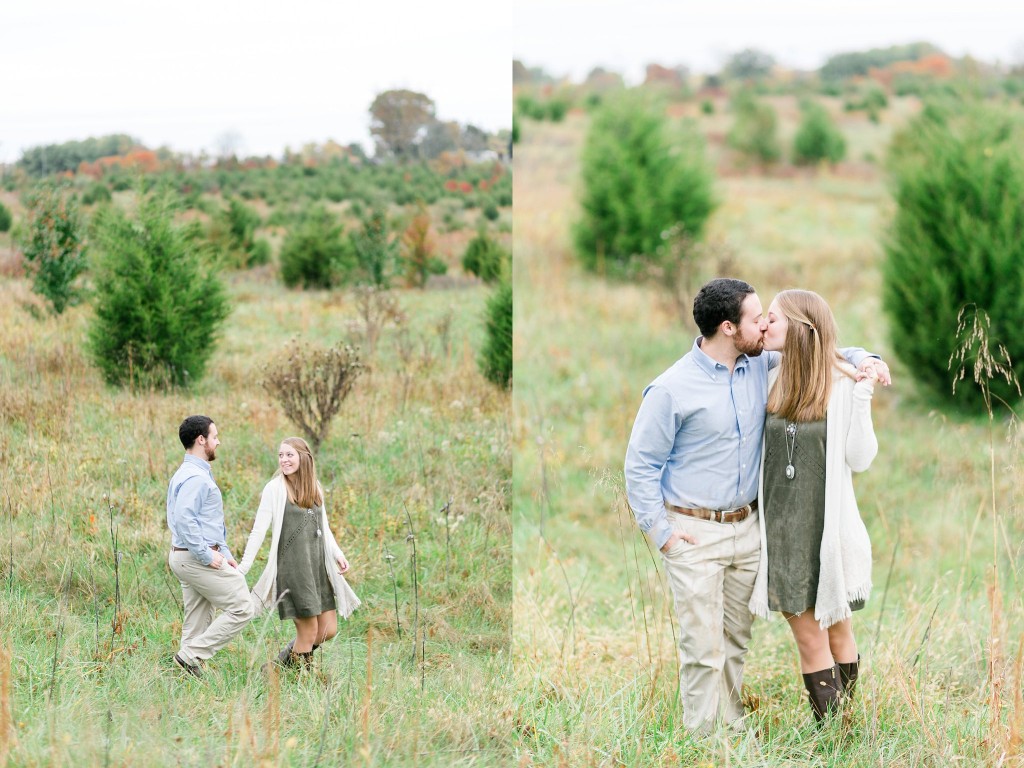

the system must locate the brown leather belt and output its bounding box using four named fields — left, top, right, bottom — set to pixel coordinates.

left=171, top=544, right=222, bottom=552
left=666, top=499, right=758, bottom=524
